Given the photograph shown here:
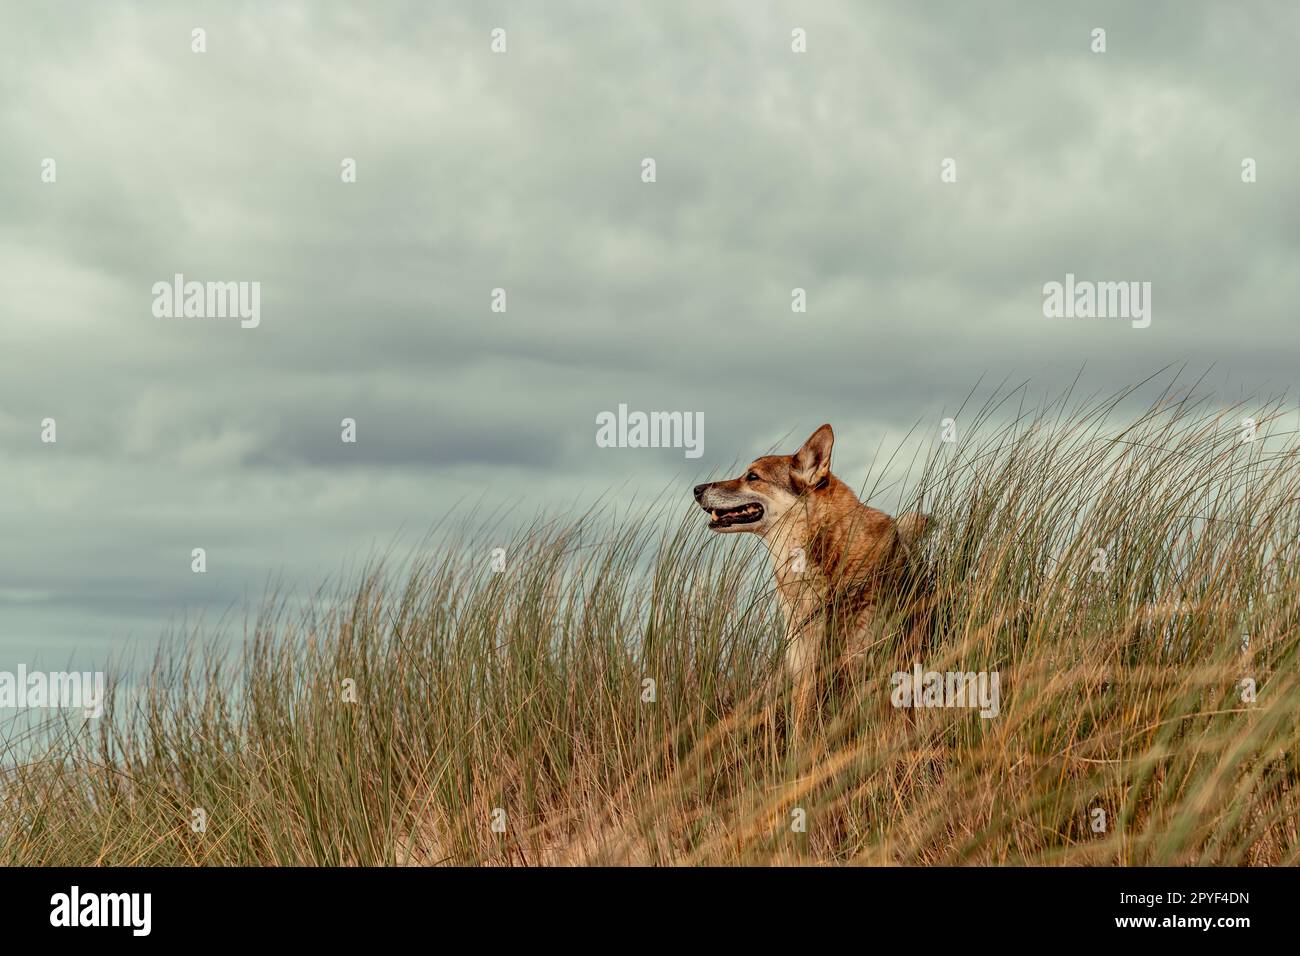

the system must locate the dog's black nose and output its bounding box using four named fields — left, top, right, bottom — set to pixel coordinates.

left=693, top=483, right=709, bottom=502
